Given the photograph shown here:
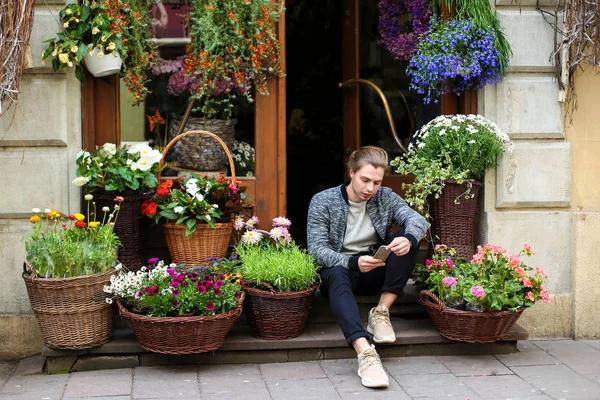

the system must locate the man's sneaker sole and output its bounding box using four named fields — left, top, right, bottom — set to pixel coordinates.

left=367, top=325, right=396, bottom=344
left=357, top=370, right=389, bottom=388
